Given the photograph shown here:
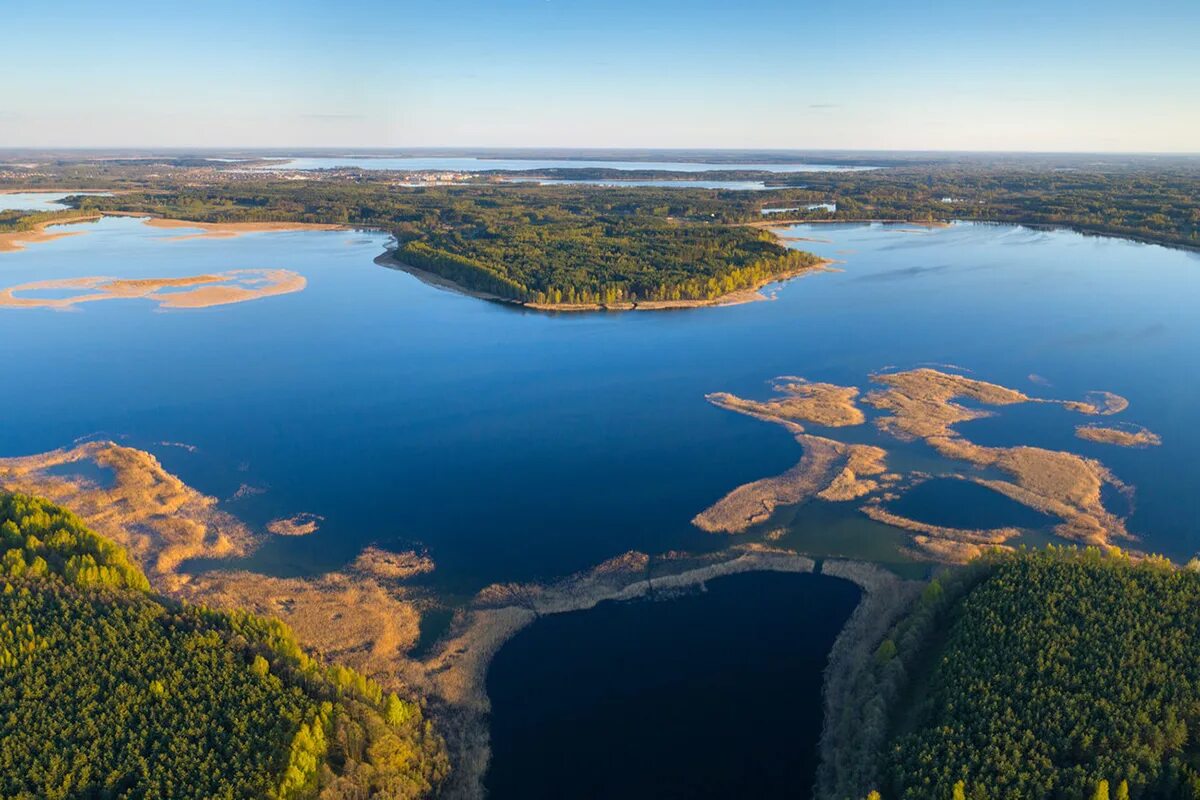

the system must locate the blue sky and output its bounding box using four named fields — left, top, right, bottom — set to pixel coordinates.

left=3, top=0, right=1197, bottom=151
